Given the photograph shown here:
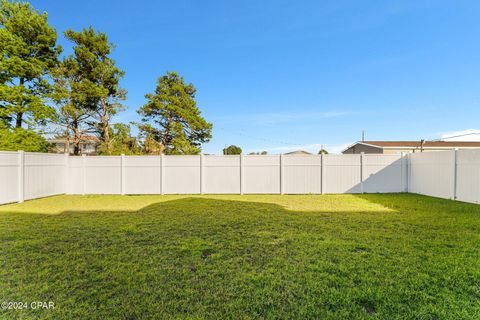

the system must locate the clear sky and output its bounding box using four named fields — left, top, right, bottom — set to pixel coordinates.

left=30, top=0, right=480, bottom=154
